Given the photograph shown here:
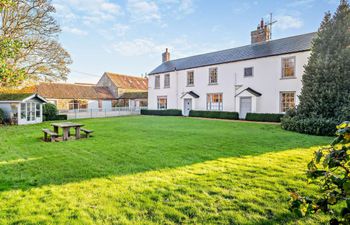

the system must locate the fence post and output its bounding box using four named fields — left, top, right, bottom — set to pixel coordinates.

left=75, top=109, right=77, bottom=119
left=105, top=108, right=107, bottom=117
left=91, top=109, right=92, bottom=118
